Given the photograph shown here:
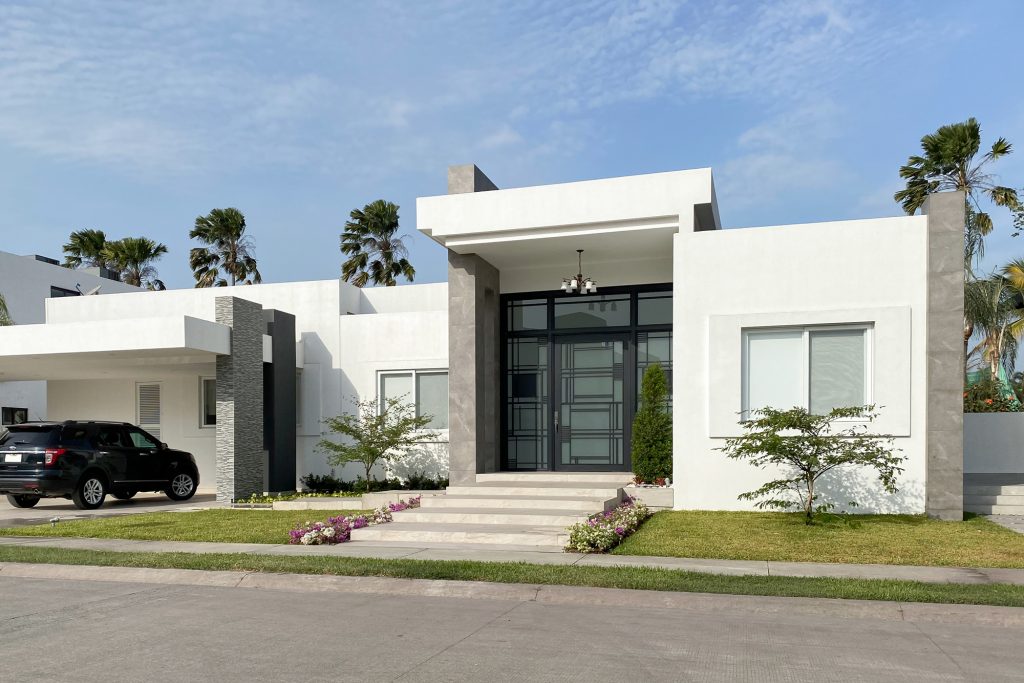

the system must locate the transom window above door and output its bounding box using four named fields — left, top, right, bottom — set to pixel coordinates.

left=742, top=325, right=871, bottom=419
